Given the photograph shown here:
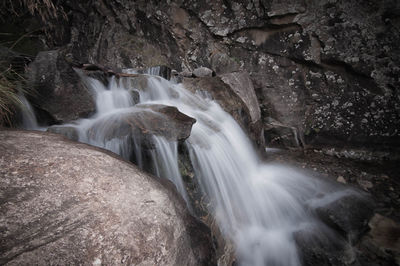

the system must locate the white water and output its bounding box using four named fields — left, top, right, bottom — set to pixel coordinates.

left=17, top=93, right=39, bottom=130
left=21, top=68, right=356, bottom=265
